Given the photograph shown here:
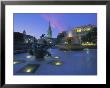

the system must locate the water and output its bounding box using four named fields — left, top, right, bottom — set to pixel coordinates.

left=14, top=49, right=97, bottom=75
